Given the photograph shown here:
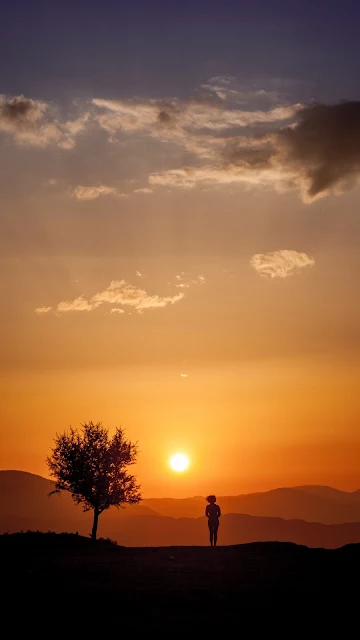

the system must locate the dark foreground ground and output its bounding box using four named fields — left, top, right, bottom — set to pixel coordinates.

left=2, top=532, right=359, bottom=631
